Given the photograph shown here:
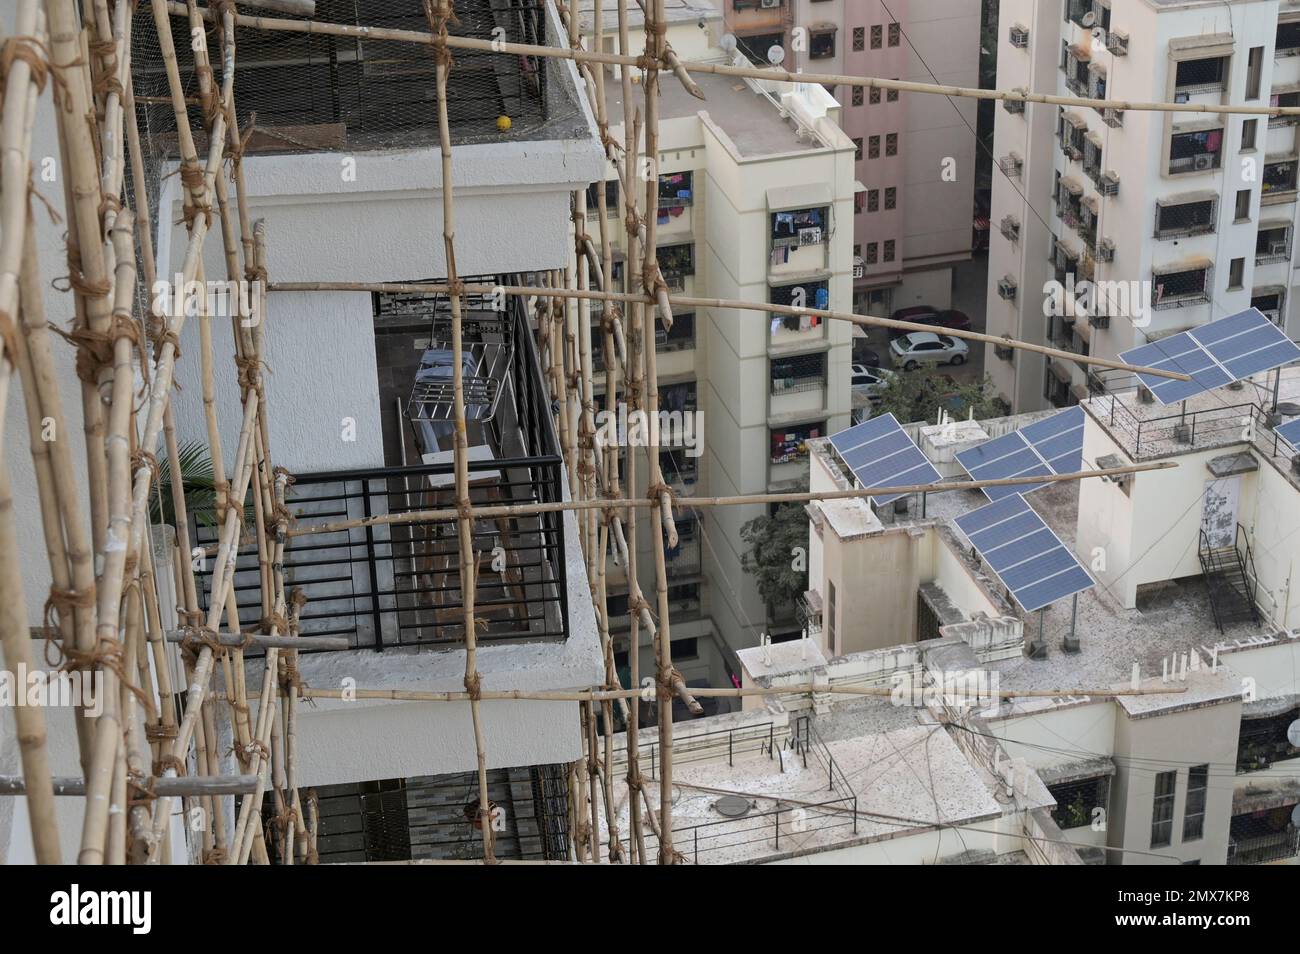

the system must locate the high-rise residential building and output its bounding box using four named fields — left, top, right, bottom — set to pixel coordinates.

left=578, top=26, right=858, bottom=690
left=989, top=0, right=1300, bottom=413
left=790, top=0, right=981, bottom=316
